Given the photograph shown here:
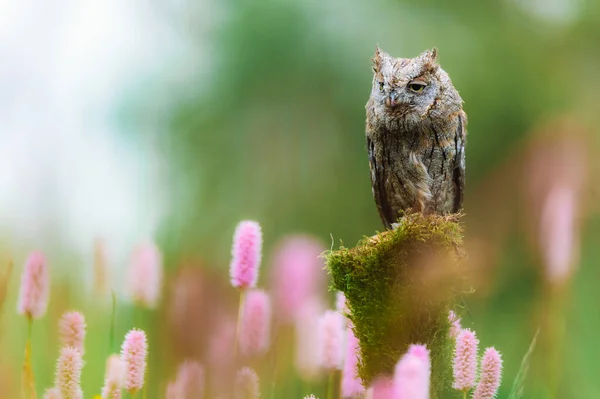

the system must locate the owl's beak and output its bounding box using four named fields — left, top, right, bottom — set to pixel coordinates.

left=385, top=91, right=400, bottom=108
